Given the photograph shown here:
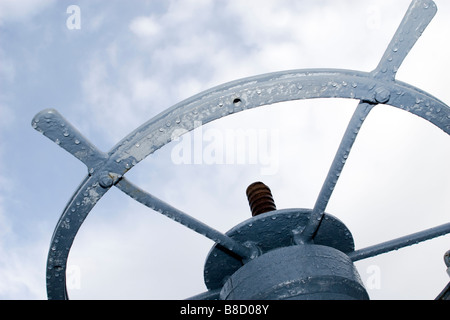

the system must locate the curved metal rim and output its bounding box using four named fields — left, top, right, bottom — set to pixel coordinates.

left=40, top=0, right=450, bottom=299
left=45, top=68, right=450, bottom=299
